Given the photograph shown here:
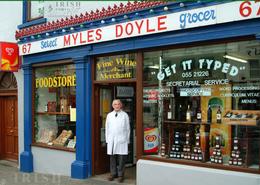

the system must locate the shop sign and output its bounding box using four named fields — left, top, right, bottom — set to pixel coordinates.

left=19, top=1, right=260, bottom=56
left=96, top=57, right=136, bottom=80
left=159, top=58, right=245, bottom=87
left=117, top=86, right=134, bottom=97
left=0, top=42, right=20, bottom=72
left=35, top=75, right=76, bottom=88
left=180, top=87, right=211, bottom=97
